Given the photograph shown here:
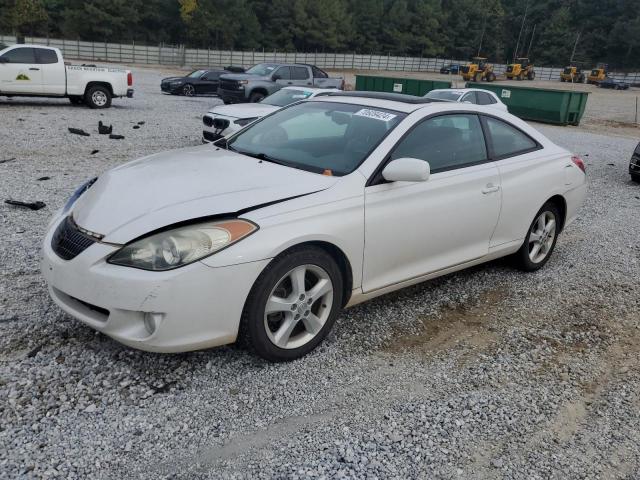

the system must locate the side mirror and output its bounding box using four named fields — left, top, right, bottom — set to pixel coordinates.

left=272, top=74, right=281, bottom=81
left=382, top=158, right=430, bottom=183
